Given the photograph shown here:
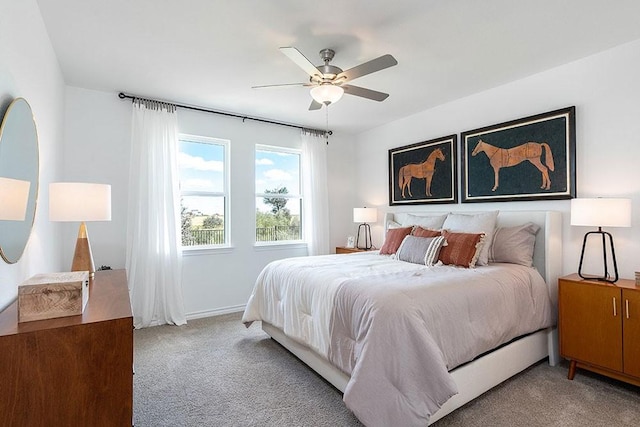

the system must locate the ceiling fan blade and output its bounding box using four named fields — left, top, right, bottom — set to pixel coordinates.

left=337, top=54, right=397, bottom=82
left=252, top=83, right=311, bottom=89
left=280, top=47, right=322, bottom=78
left=342, top=84, right=389, bottom=102
left=308, top=99, right=323, bottom=111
